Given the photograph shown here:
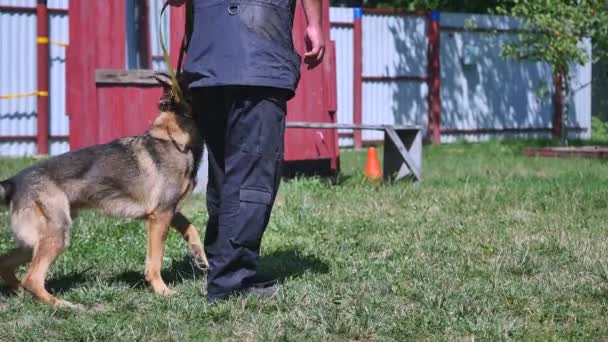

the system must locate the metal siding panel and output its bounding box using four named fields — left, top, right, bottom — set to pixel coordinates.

left=568, top=38, right=592, bottom=139
left=0, top=142, right=36, bottom=156
left=308, top=9, right=595, bottom=144
left=440, top=29, right=554, bottom=135
left=361, top=81, right=428, bottom=141
left=360, top=13, right=427, bottom=143
left=49, top=13, right=69, bottom=142
left=362, top=14, right=427, bottom=77
left=330, top=7, right=355, bottom=147
left=330, top=25, right=354, bottom=146
left=329, top=7, right=354, bottom=22
left=149, top=0, right=169, bottom=71
left=0, top=11, right=37, bottom=157
left=0, top=7, right=69, bottom=156
left=0, top=0, right=36, bottom=6
left=47, top=0, right=69, bottom=10
left=50, top=141, right=69, bottom=155
left=440, top=13, right=524, bottom=31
